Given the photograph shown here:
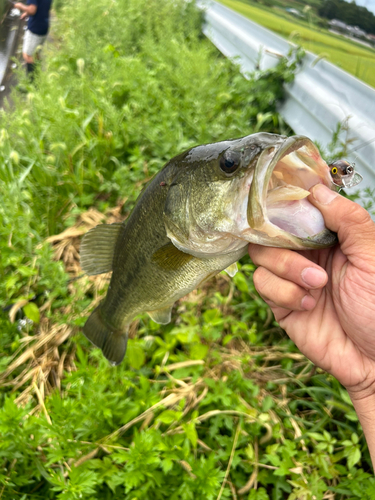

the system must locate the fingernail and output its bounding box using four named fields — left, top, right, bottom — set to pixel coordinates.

left=311, top=184, right=338, bottom=205
left=301, top=267, right=327, bottom=288
left=301, top=295, right=316, bottom=310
